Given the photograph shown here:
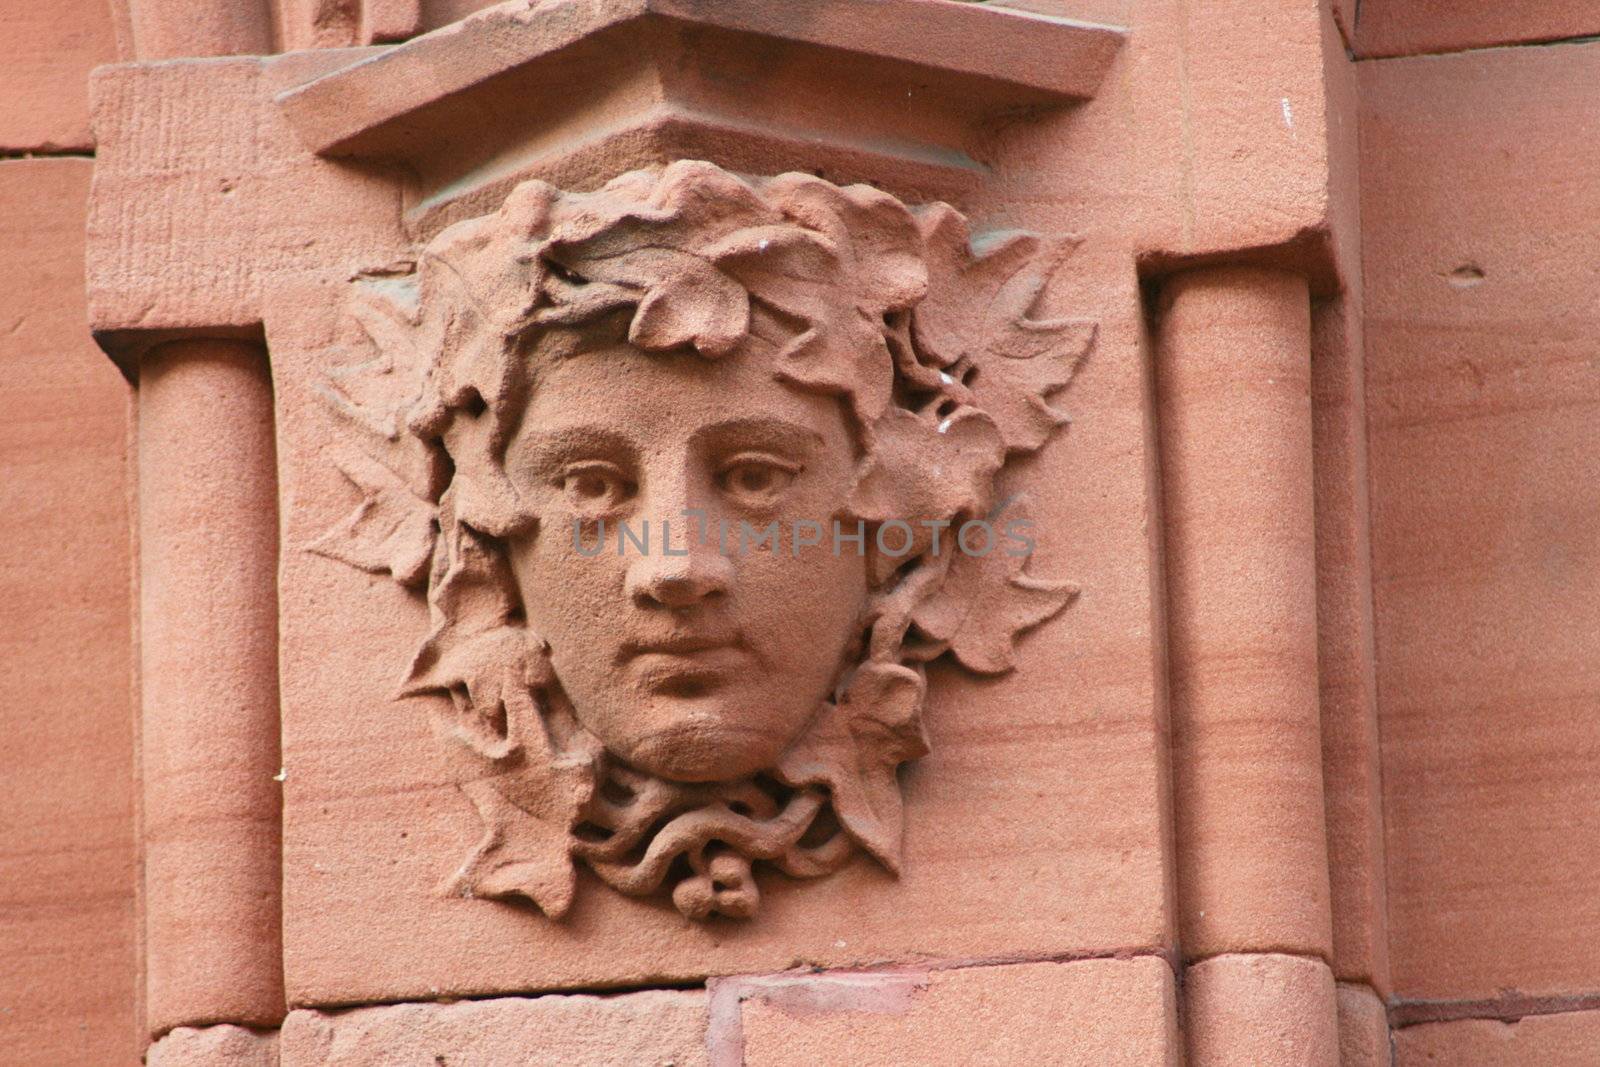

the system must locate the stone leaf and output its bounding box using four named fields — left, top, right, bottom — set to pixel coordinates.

left=713, top=225, right=895, bottom=422
left=444, top=683, right=597, bottom=918
left=775, top=663, right=929, bottom=872
left=914, top=204, right=1095, bottom=454
left=404, top=624, right=528, bottom=761
left=449, top=775, right=578, bottom=919
left=552, top=244, right=751, bottom=357
left=911, top=496, right=1077, bottom=674
left=764, top=172, right=928, bottom=315
left=320, top=274, right=427, bottom=441
left=309, top=448, right=438, bottom=588
left=848, top=406, right=1004, bottom=526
